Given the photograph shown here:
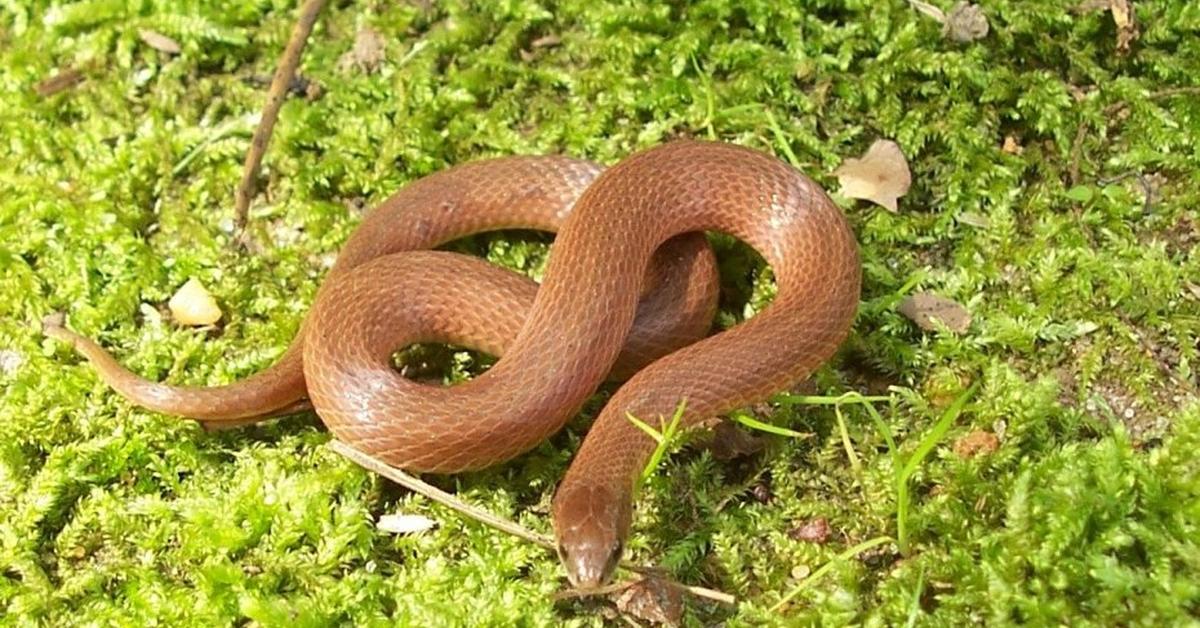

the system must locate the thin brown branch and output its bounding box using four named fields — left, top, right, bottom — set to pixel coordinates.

left=1068, top=121, right=1088, bottom=185
left=328, top=439, right=737, bottom=606
left=329, top=439, right=556, bottom=550
left=551, top=581, right=632, bottom=601
left=234, top=0, right=329, bottom=233
left=675, top=583, right=738, bottom=605
left=1097, top=170, right=1154, bottom=214
left=35, top=67, right=85, bottom=97
left=1146, top=85, right=1200, bottom=100
left=553, top=574, right=738, bottom=607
